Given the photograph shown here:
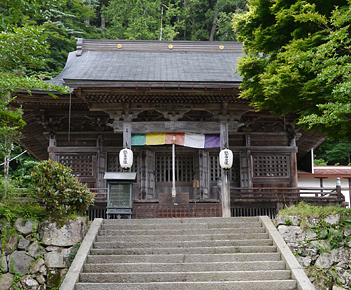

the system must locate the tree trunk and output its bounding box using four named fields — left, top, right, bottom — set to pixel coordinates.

left=3, top=139, right=10, bottom=180
left=183, top=0, right=187, bottom=39
left=209, top=10, right=219, bottom=41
